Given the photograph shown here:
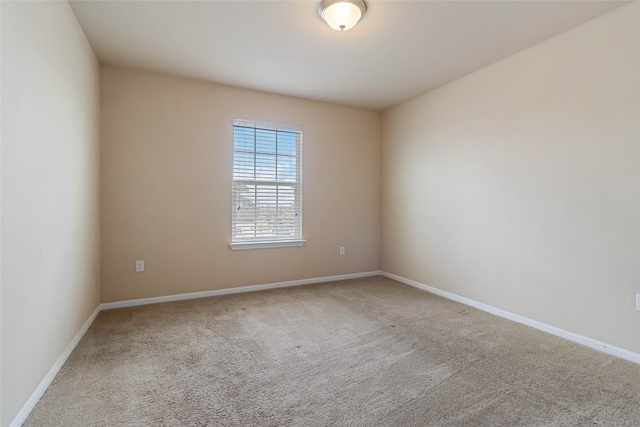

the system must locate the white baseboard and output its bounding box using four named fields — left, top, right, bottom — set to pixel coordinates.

left=381, top=271, right=640, bottom=365
left=9, top=305, right=102, bottom=427
left=101, top=270, right=382, bottom=310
